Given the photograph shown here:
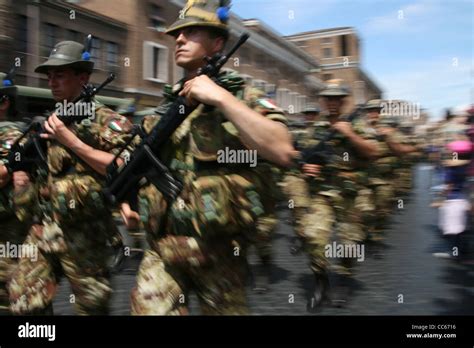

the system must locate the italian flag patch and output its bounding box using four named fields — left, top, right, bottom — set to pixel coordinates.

left=257, top=99, right=277, bottom=109
left=109, top=121, right=123, bottom=132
